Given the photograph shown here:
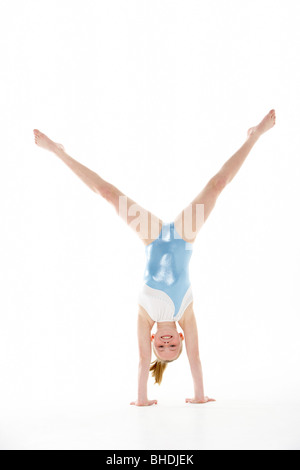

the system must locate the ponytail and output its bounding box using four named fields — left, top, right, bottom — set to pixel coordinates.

left=149, top=360, right=168, bottom=385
